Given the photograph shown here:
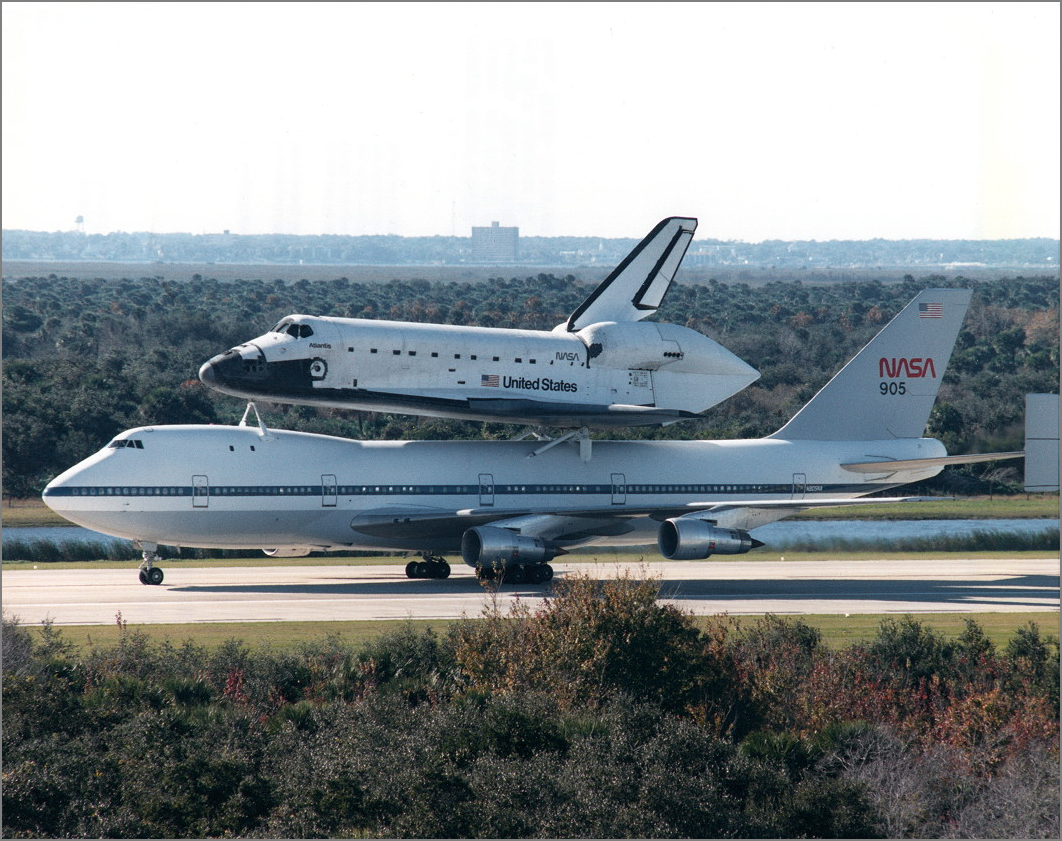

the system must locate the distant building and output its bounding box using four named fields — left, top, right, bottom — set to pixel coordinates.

left=471, top=221, right=519, bottom=262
